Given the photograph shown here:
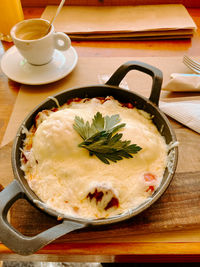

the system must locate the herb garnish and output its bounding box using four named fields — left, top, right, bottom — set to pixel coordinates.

left=73, top=112, right=142, bottom=164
